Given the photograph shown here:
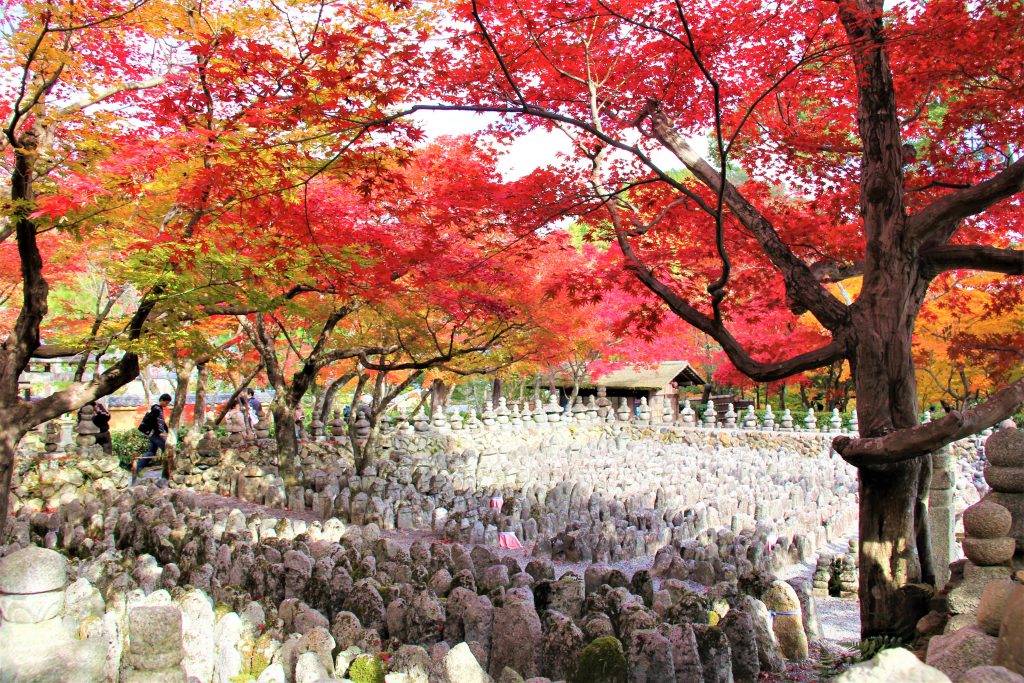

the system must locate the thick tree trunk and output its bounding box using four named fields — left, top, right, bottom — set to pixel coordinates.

left=852, top=282, right=934, bottom=636
left=272, top=400, right=298, bottom=483
left=168, top=359, right=194, bottom=432
left=192, top=363, right=208, bottom=429
left=429, top=379, right=449, bottom=418
left=491, top=378, right=502, bottom=408
left=0, top=426, right=26, bottom=540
